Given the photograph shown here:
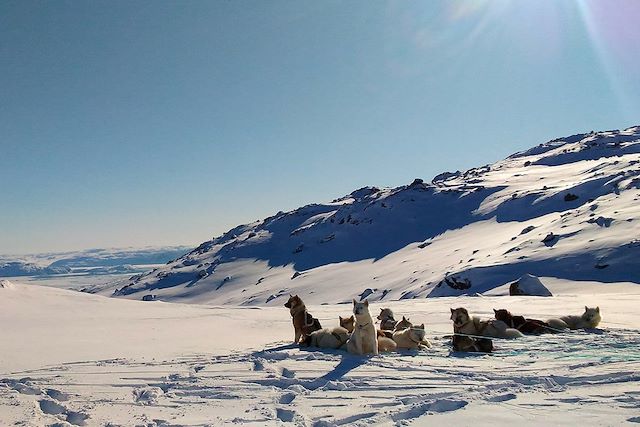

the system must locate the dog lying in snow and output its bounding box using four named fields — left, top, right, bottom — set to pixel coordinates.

left=493, top=309, right=553, bottom=334
left=346, top=300, right=379, bottom=355
left=392, top=324, right=432, bottom=350
left=547, top=306, right=602, bottom=330
left=394, top=316, right=412, bottom=331
left=451, top=335, right=493, bottom=353
left=450, top=307, right=523, bottom=339
left=301, top=327, right=350, bottom=349
left=339, top=315, right=355, bottom=333
left=284, top=295, right=322, bottom=344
